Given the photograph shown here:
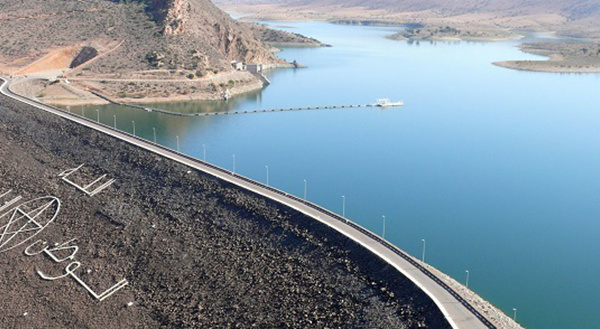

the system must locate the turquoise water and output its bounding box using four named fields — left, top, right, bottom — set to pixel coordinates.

left=82, top=22, right=600, bottom=329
